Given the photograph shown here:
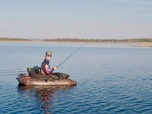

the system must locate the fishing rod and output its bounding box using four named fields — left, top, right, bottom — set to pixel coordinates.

left=57, top=43, right=86, bottom=68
